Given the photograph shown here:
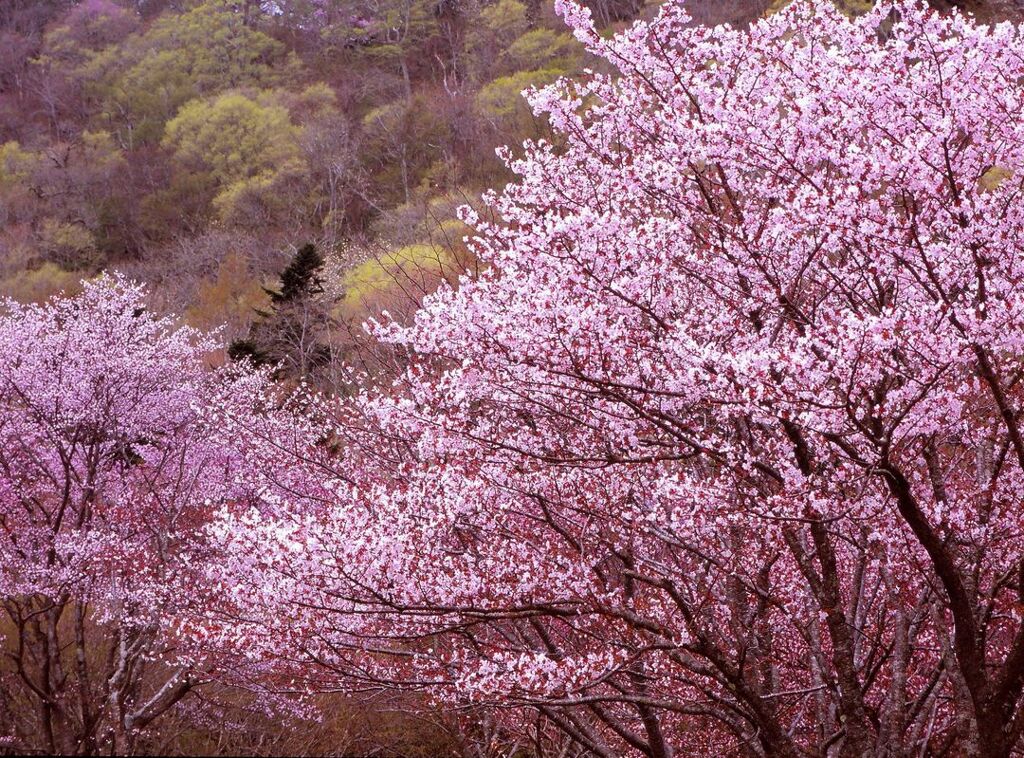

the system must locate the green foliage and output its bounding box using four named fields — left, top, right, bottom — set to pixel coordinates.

left=340, top=243, right=451, bottom=314
left=465, top=0, right=530, bottom=82
left=359, top=0, right=439, bottom=57
left=74, top=0, right=292, bottom=144
left=0, top=0, right=652, bottom=379
left=501, top=29, right=581, bottom=73
left=139, top=171, right=218, bottom=240
left=80, top=129, right=124, bottom=170
left=133, top=1, right=287, bottom=92
left=317, top=0, right=442, bottom=88
left=286, top=82, right=340, bottom=120
left=213, top=157, right=311, bottom=227
left=361, top=100, right=403, bottom=132
left=164, top=91, right=300, bottom=184
left=231, top=242, right=332, bottom=377
left=429, top=217, right=473, bottom=247
left=476, top=68, right=564, bottom=120
left=42, top=0, right=139, bottom=63
left=0, top=135, right=131, bottom=257
left=38, top=218, right=96, bottom=267
left=0, top=142, right=36, bottom=189
left=0, top=263, right=83, bottom=304
left=479, top=0, right=529, bottom=39
left=361, top=94, right=451, bottom=205
left=163, top=91, right=308, bottom=222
